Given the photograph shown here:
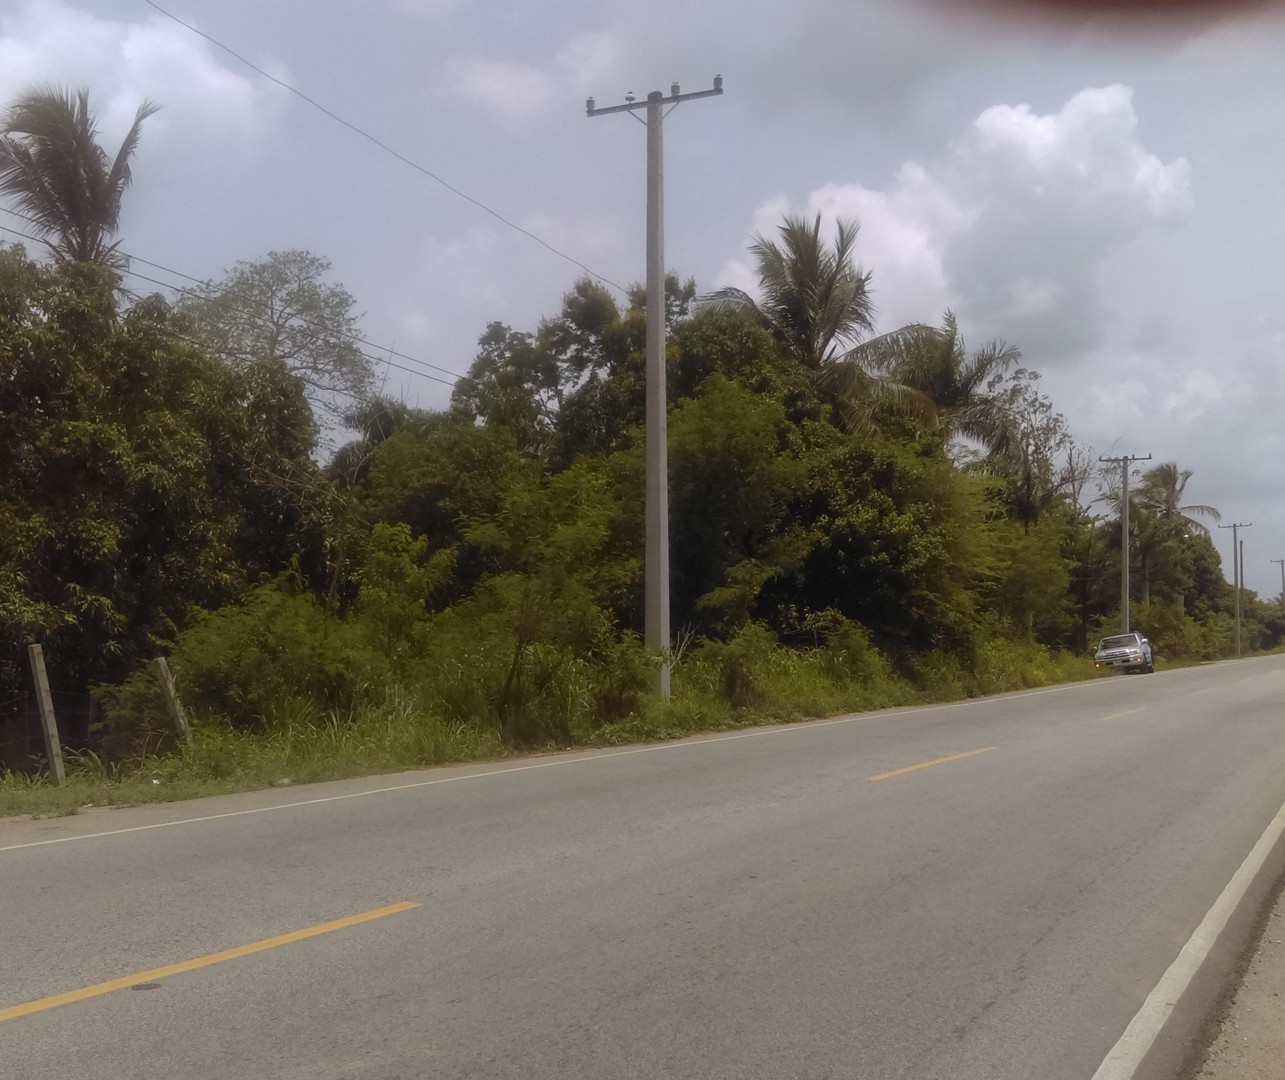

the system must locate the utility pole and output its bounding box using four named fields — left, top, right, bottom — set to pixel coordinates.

left=588, top=76, right=724, bottom=699
left=1218, top=522, right=1252, bottom=656
left=1271, top=558, right=1285, bottom=606
left=1100, top=453, right=1151, bottom=632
